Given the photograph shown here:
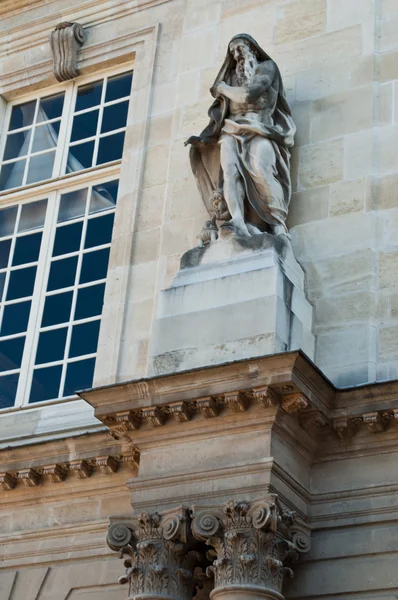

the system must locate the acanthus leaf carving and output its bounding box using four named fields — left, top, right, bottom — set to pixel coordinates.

left=281, top=394, right=309, bottom=414
left=196, top=397, right=218, bottom=418
left=224, top=391, right=248, bottom=413
left=252, top=386, right=279, bottom=408
left=191, top=497, right=310, bottom=597
left=107, top=507, right=202, bottom=600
